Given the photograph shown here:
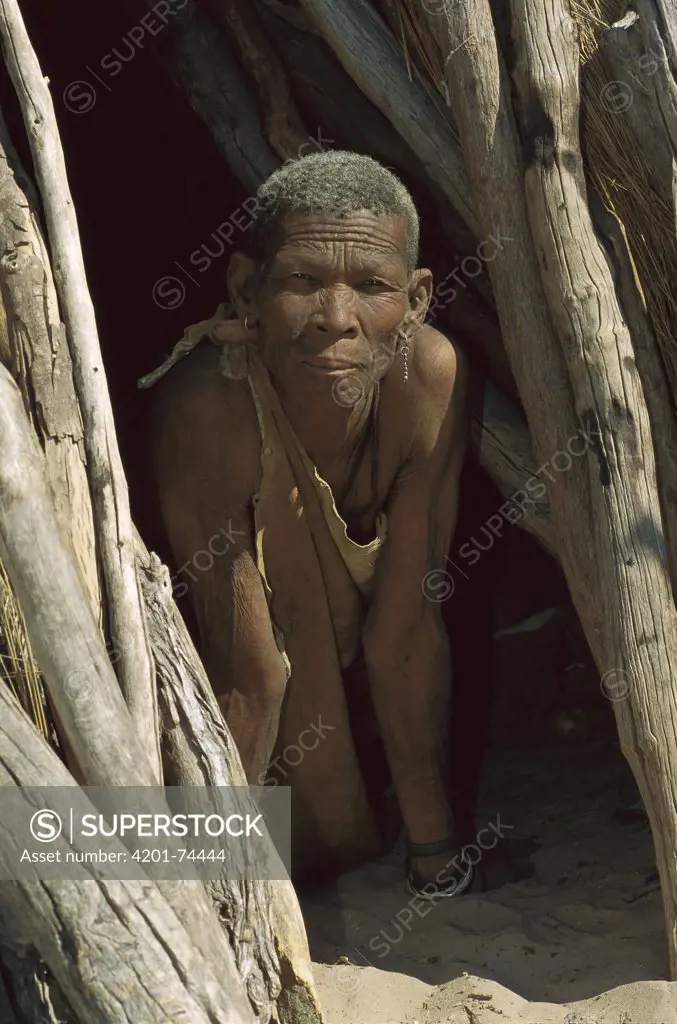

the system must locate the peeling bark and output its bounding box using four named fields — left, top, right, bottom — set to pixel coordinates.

left=0, top=111, right=99, bottom=621
left=208, top=0, right=310, bottom=162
